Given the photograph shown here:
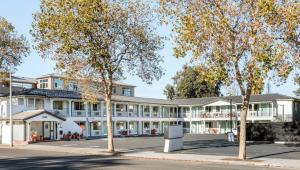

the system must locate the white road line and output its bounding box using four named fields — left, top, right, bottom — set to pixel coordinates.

left=62, top=144, right=77, bottom=147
